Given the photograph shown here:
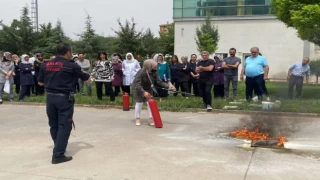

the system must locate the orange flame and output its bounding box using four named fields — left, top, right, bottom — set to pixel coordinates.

left=230, top=127, right=286, bottom=147
left=277, top=136, right=286, bottom=147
